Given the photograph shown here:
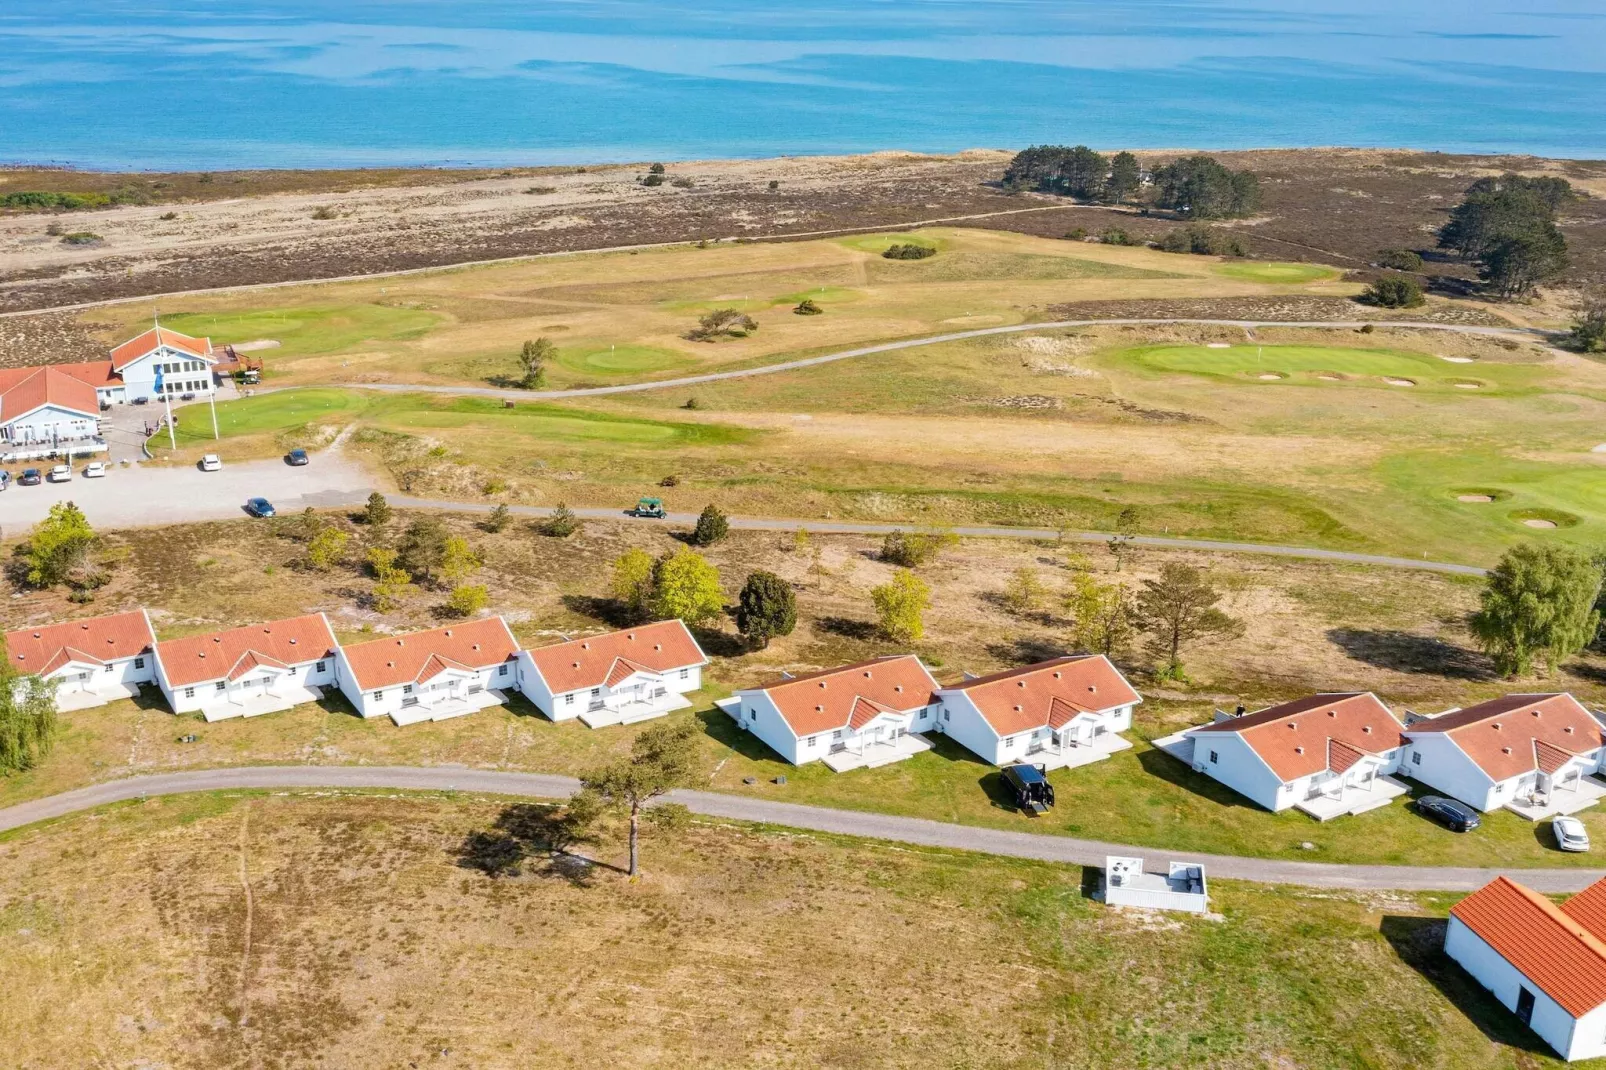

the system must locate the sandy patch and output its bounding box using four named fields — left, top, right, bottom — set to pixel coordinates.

left=1257, top=373, right=1285, bottom=380
left=1452, top=382, right=1481, bottom=389
left=1206, top=342, right=1232, bottom=349
left=1383, top=377, right=1415, bottom=386
left=1315, top=374, right=1343, bottom=381
left=1592, top=444, right=1606, bottom=454
left=1523, top=519, right=1558, bottom=529
left=233, top=339, right=281, bottom=352
left=940, top=314, right=1006, bottom=325
left=1457, top=494, right=1494, bottom=503
left=1439, top=355, right=1474, bottom=363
